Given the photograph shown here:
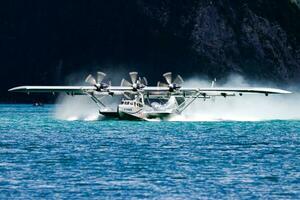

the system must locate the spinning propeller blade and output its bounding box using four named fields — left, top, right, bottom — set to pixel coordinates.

left=173, top=75, right=184, bottom=85
left=85, top=71, right=110, bottom=90
left=160, top=72, right=184, bottom=91
left=121, top=79, right=132, bottom=87
left=163, top=72, right=172, bottom=85
left=121, top=72, right=147, bottom=91
left=142, top=77, right=148, bottom=86
left=97, top=72, right=106, bottom=84
left=129, top=72, right=138, bottom=84
left=85, top=74, right=97, bottom=85
left=157, top=81, right=169, bottom=87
